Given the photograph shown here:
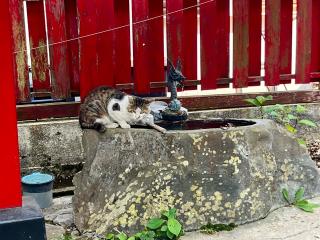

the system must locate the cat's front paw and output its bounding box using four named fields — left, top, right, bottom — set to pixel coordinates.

left=119, top=122, right=131, bottom=129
